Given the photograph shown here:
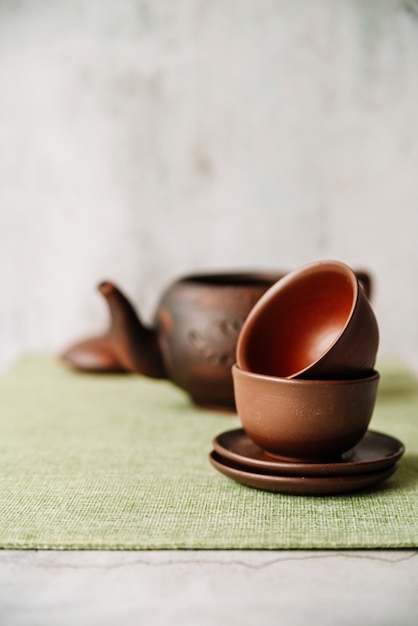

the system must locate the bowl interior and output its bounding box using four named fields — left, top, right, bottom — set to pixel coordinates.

left=238, top=265, right=357, bottom=377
